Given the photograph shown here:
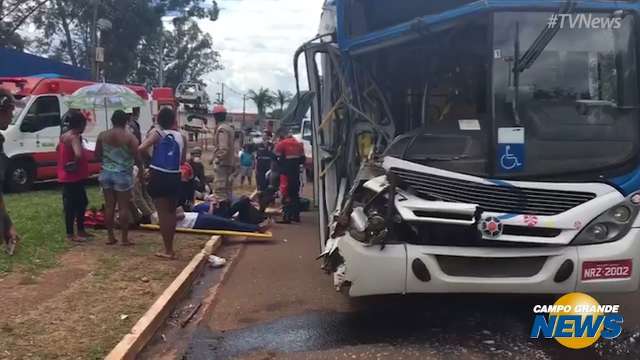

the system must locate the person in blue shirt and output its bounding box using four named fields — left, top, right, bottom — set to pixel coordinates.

left=239, top=144, right=255, bottom=187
